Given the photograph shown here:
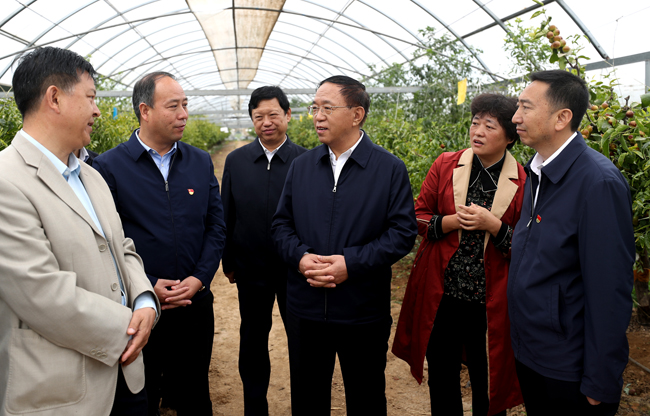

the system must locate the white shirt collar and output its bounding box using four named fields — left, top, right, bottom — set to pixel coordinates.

left=530, top=131, right=578, bottom=177
left=259, top=136, right=287, bottom=162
